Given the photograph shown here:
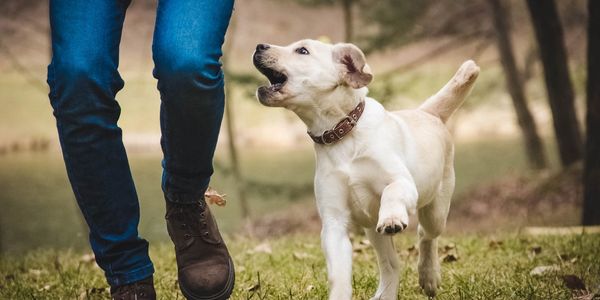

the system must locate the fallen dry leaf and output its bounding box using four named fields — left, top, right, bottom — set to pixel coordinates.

left=39, top=284, right=52, bottom=291
left=529, top=245, right=542, bottom=255
left=443, top=243, right=456, bottom=252
left=293, top=252, right=314, bottom=260
left=247, top=283, right=260, bottom=292
left=407, top=245, right=418, bottom=255
left=247, top=242, right=272, bottom=254
left=561, top=274, right=586, bottom=290
left=441, top=253, right=458, bottom=263
left=80, top=253, right=95, bottom=264
left=28, top=269, right=46, bottom=277
left=559, top=253, right=579, bottom=264
left=303, top=243, right=317, bottom=249
left=570, top=257, right=579, bottom=264
left=572, top=292, right=597, bottom=300
left=400, top=245, right=419, bottom=257
left=559, top=253, right=571, bottom=260
left=353, top=240, right=371, bottom=253
left=77, top=288, right=107, bottom=300
left=488, top=240, right=504, bottom=249
left=530, top=265, right=561, bottom=276
left=205, top=187, right=226, bottom=206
